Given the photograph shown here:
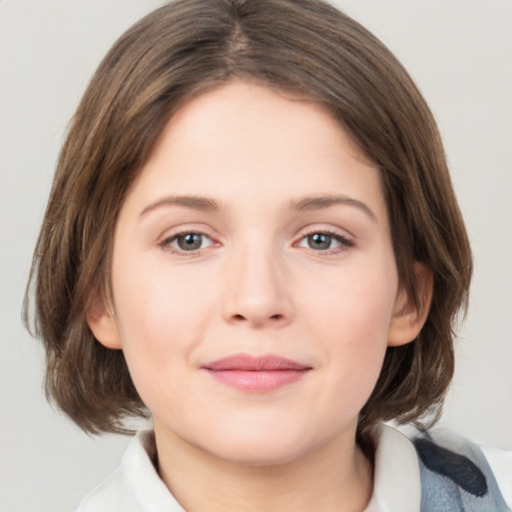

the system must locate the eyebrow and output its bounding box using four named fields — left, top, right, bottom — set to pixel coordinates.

left=140, top=193, right=377, bottom=222
left=140, top=195, right=221, bottom=217
left=290, top=195, right=377, bottom=222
